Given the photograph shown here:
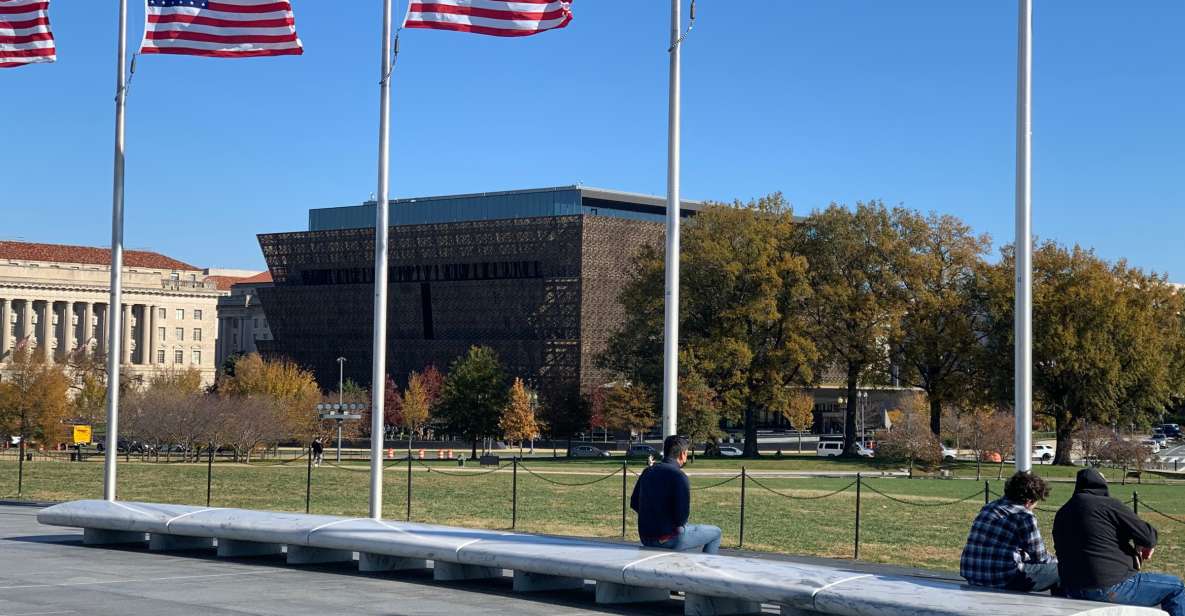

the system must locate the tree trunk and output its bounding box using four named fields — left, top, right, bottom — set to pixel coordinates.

left=976, top=456, right=982, bottom=481
left=1053, top=413, right=1077, bottom=466
left=743, top=406, right=759, bottom=457
left=929, top=394, right=942, bottom=437
left=470, top=438, right=478, bottom=459
left=843, top=365, right=859, bottom=455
